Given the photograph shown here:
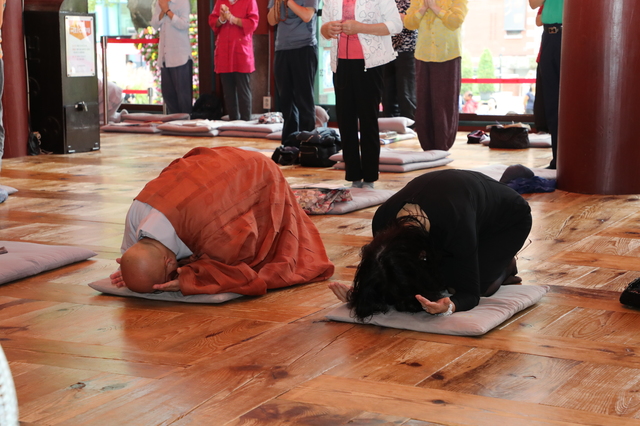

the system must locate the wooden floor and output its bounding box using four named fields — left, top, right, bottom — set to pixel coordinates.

left=2, top=131, right=640, bottom=425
